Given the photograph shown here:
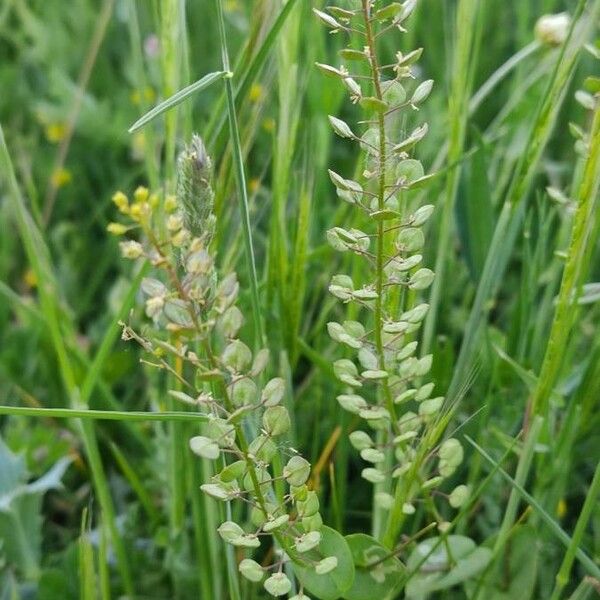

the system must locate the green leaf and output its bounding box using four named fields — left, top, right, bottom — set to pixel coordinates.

left=344, top=534, right=405, bottom=600
left=465, top=526, right=538, bottom=600
left=406, top=535, right=492, bottom=598
left=292, top=526, right=355, bottom=599
left=128, top=71, right=227, bottom=132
